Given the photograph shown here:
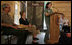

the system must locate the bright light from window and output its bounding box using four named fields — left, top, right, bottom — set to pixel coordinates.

left=14, top=3, right=20, bottom=25
left=15, top=4, right=18, bottom=9
left=26, top=1, right=27, bottom=18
